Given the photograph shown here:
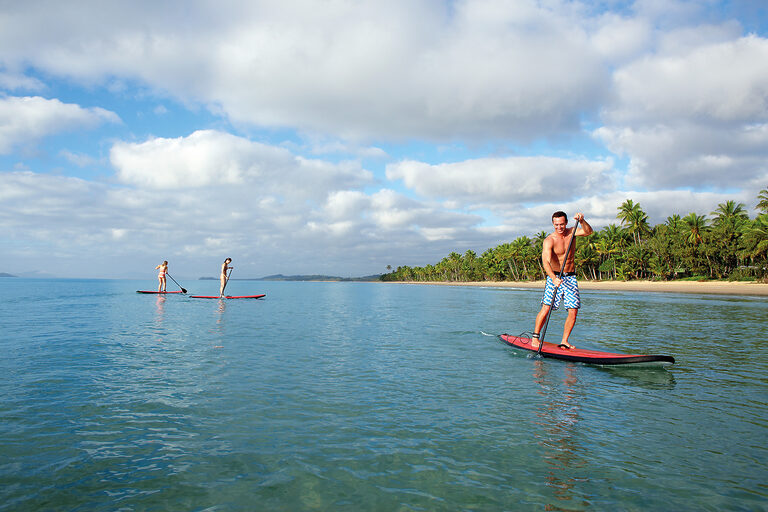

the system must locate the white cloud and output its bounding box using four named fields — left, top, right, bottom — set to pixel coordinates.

left=0, top=96, right=119, bottom=154
left=0, top=71, right=45, bottom=91
left=606, top=35, right=768, bottom=125
left=0, top=0, right=609, bottom=141
left=1, top=164, right=760, bottom=278
left=386, top=156, right=615, bottom=205
left=110, top=129, right=373, bottom=197
left=1, top=1, right=766, bottom=278
left=596, top=34, right=768, bottom=189
left=0, top=167, right=488, bottom=277
left=590, top=14, right=652, bottom=64
left=59, top=149, right=99, bottom=167
left=595, top=122, right=768, bottom=189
